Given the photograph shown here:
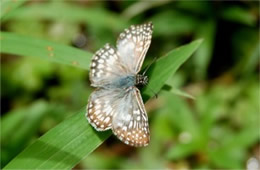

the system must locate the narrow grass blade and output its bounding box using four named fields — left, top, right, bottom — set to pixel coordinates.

left=3, top=108, right=111, bottom=169
left=0, top=0, right=27, bottom=19
left=162, top=84, right=195, bottom=100
left=122, top=1, right=171, bottom=20
left=142, top=39, right=203, bottom=100
left=0, top=32, right=92, bottom=70
left=2, top=2, right=128, bottom=31
left=1, top=101, right=49, bottom=168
